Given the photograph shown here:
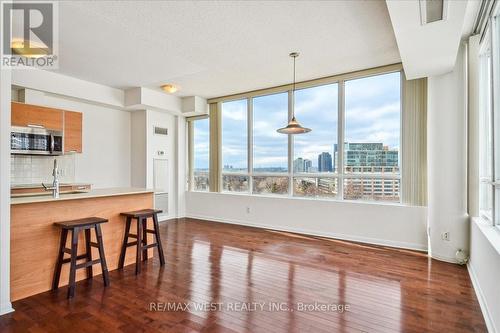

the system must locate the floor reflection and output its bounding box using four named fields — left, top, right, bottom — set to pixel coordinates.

left=159, top=219, right=485, bottom=332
